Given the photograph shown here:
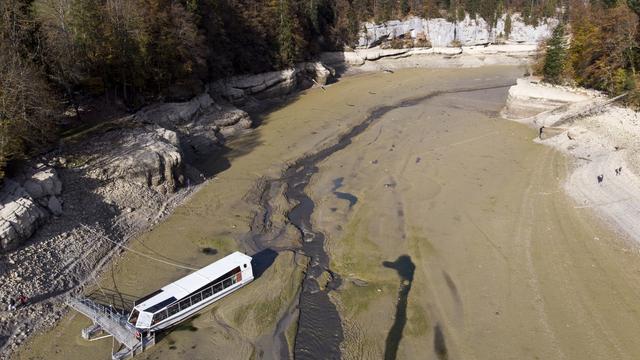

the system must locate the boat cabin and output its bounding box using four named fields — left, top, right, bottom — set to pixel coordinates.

left=128, top=251, right=254, bottom=331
